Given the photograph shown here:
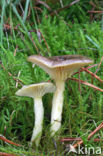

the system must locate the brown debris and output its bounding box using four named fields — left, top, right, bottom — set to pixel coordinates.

left=73, top=122, right=103, bottom=148
left=70, top=78, right=103, bottom=92
left=50, top=0, right=80, bottom=16
left=0, top=62, right=23, bottom=87
left=0, top=135, right=22, bottom=147
left=0, top=153, right=17, bottom=156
